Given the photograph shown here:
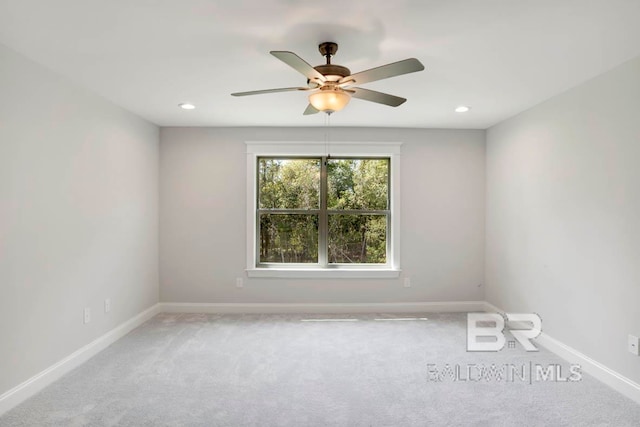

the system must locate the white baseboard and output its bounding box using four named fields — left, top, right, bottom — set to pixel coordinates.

left=159, top=301, right=486, bottom=314
left=483, top=301, right=640, bottom=405
left=0, top=303, right=161, bottom=416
